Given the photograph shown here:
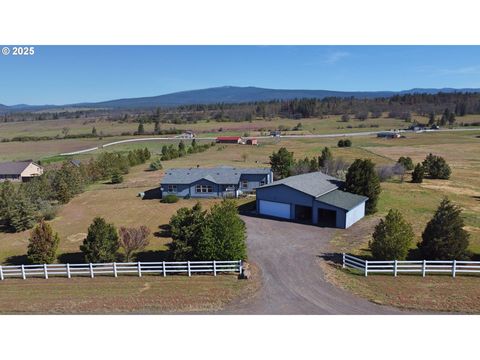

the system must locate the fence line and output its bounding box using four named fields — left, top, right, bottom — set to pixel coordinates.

left=342, top=253, right=480, bottom=278
left=0, top=260, right=242, bottom=281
